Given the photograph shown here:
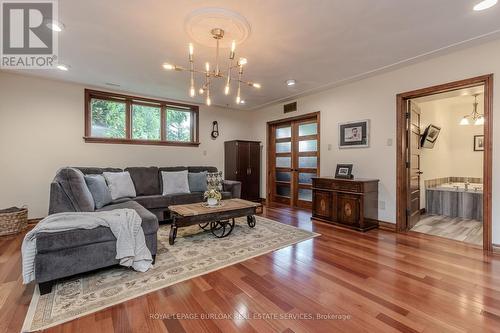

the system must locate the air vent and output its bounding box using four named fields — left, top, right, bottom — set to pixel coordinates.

left=284, top=102, right=297, bottom=113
